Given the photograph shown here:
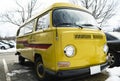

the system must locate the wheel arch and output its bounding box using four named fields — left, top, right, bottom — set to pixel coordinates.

left=15, top=51, right=21, bottom=55
left=1, top=46, right=6, bottom=49
left=34, top=53, right=43, bottom=63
